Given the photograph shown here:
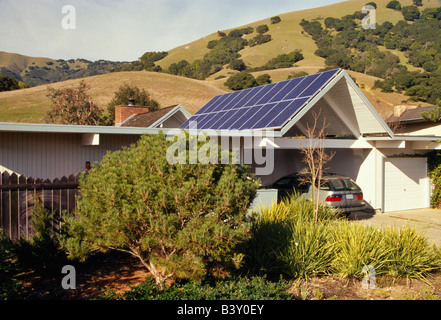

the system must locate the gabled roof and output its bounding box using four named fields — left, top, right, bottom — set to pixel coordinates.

left=387, top=105, right=438, bottom=124
left=180, top=69, right=393, bottom=138
left=120, top=105, right=191, bottom=128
